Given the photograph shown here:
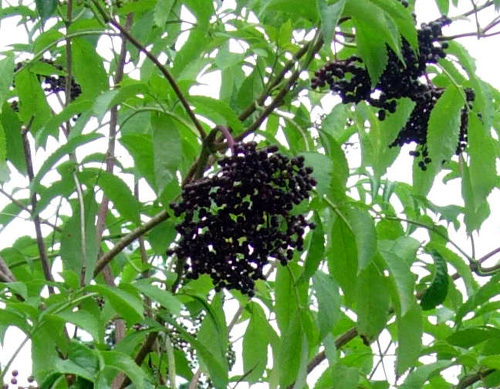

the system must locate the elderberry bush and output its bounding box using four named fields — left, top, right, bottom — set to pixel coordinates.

left=311, top=11, right=473, bottom=169
left=169, top=142, right=316, bottom=296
